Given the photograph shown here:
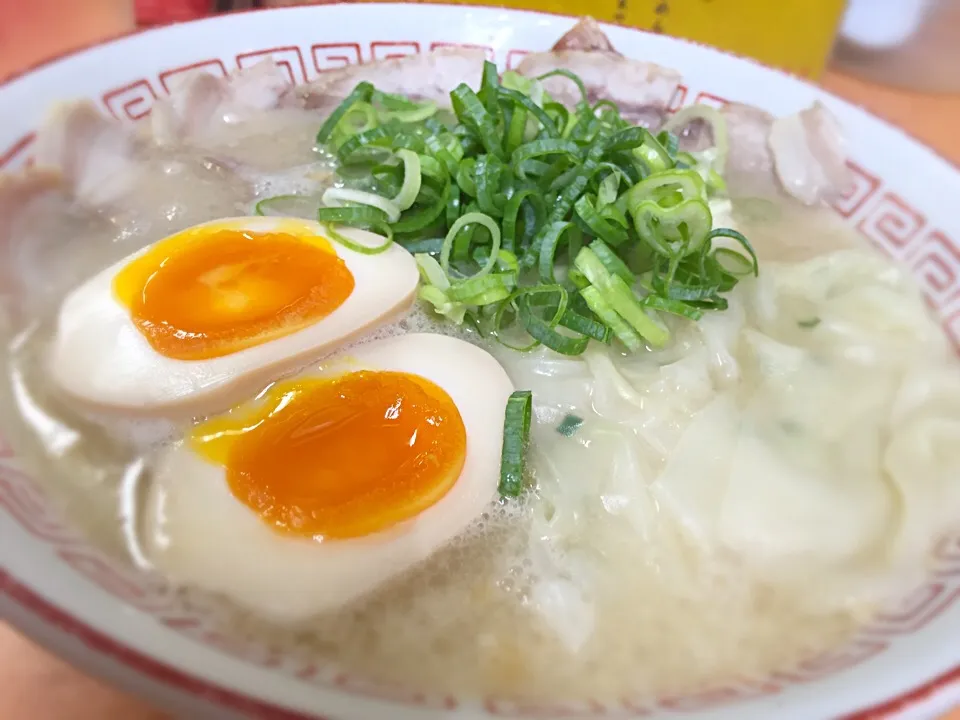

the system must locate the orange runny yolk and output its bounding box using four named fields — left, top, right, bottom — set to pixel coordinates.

left=113, top=223, right=355, bottom=361
left=190, top=370, right=467, bottom=539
